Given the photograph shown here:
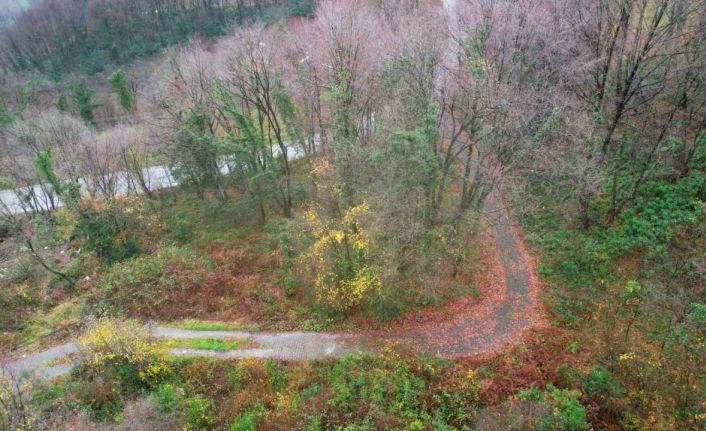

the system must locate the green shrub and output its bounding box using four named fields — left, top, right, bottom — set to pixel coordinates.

left=290, top=0, right=316, bottom=17
left=526, top=171, right=706, bottom=326
left=165, top=208, right=197, bottom=244
left=107, top=69, right=134, bottom=111
left=430, top=368, right=482, bottom=425
left=185, top=395, right=214, bottom=430
left=64, top=196, right=161, bottom=264
left=536, top=385, right=589, bottom=431
left=583, top=366, right=624, bottom=399
left=517, top=385, right=544, bottom=401
left=327, top=355, right=427, bottom=422
left=153, top=382, right=182, bottom=414
left=228, top=361, right=248, bottom=391
left=229, top=402, right=265, bottom=431
left=72, top=378, right=124, bottom=423
left=266, top=359, right=287, bottom=392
